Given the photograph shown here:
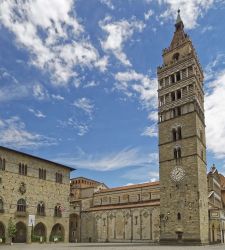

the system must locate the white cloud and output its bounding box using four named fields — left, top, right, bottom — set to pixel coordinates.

left=0, top=68, right=29, bottom=102
left=0, top=0, right=107, bottom=85
left=33, top=84, right=49, bottom=100
left=144, top=9, right=154, bottom=20
left=28, top=108, right=46, bottom=118
left=100, top=17, right=145, bottom=66
left=58, top=117, right=89, bottom=136
left=58, top=98, right=94, bottom=136
left=158, top=0, right=217, bottom=29
left=51, top=94, right=64, bottom=101
left=148, top=111, right=158, bottom=121
left=122, top=166, right=159, bottom=182
left=114, top=70, right=158, bottom=111
left=0, top=116, right=56, bottom=149
left=100, top=0, right=115, bottom=9
left=205, top=69, right=225, bottom=159
left=83, top=81, right=99, bottom=88
left=141, top=125, right=158, bottom=137
left=201, top=25, right=213, bottom=33
left=94, top=56, right=109, bottom=72
left=73, top=98, right=94, bottom=117
left=55, top=147, right=158, bottom=171
left=204, top=53, right=225, bottom=81
left=0, top=84, right=29, bottom=102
